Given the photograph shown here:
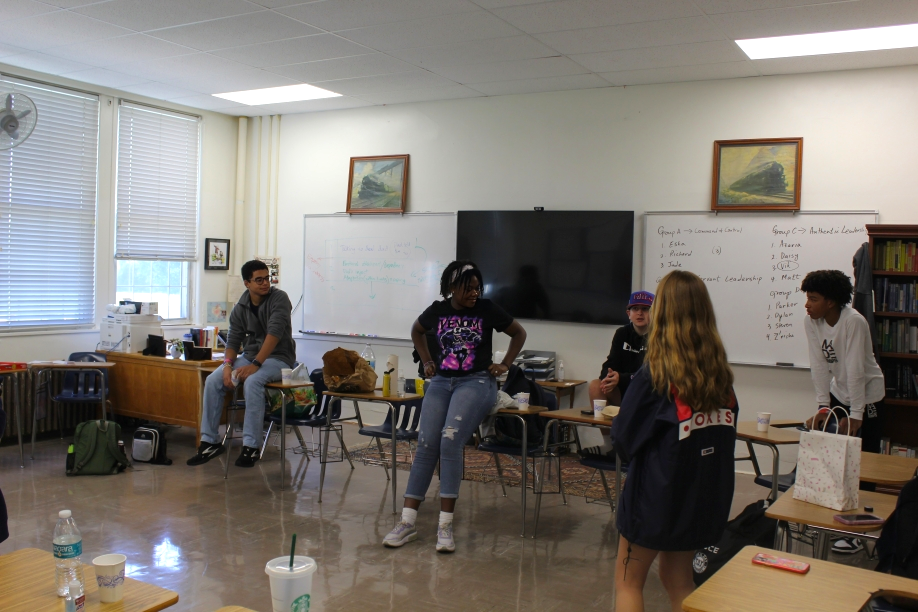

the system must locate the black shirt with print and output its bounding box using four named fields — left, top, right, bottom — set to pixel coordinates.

left=417, top=298, right=514, bottom=378
left=599, top=322, right=648, bottom=395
